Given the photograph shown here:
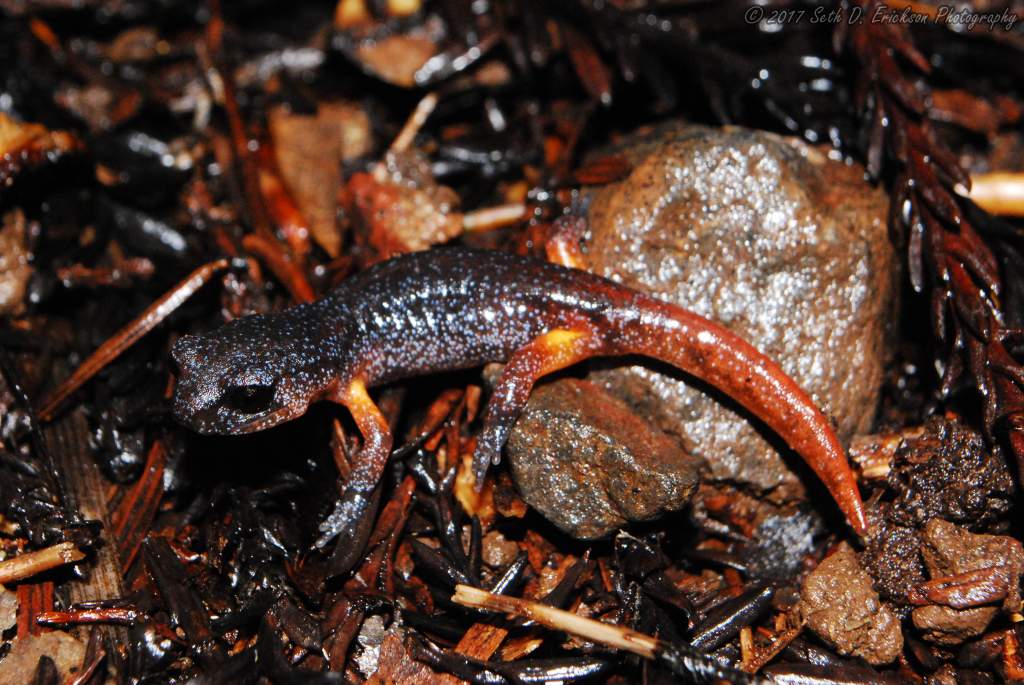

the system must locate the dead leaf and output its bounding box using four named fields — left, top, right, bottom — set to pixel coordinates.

left=270, top=102, right=372, bottom=257
left=356, top=33, right=437, bottom=87
left=0, top=631, right=86, bottom=685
